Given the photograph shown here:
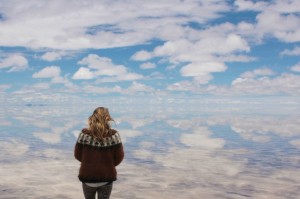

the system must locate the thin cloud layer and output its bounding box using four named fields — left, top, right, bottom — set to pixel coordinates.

left=0, top=0, right=229, bottom=49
